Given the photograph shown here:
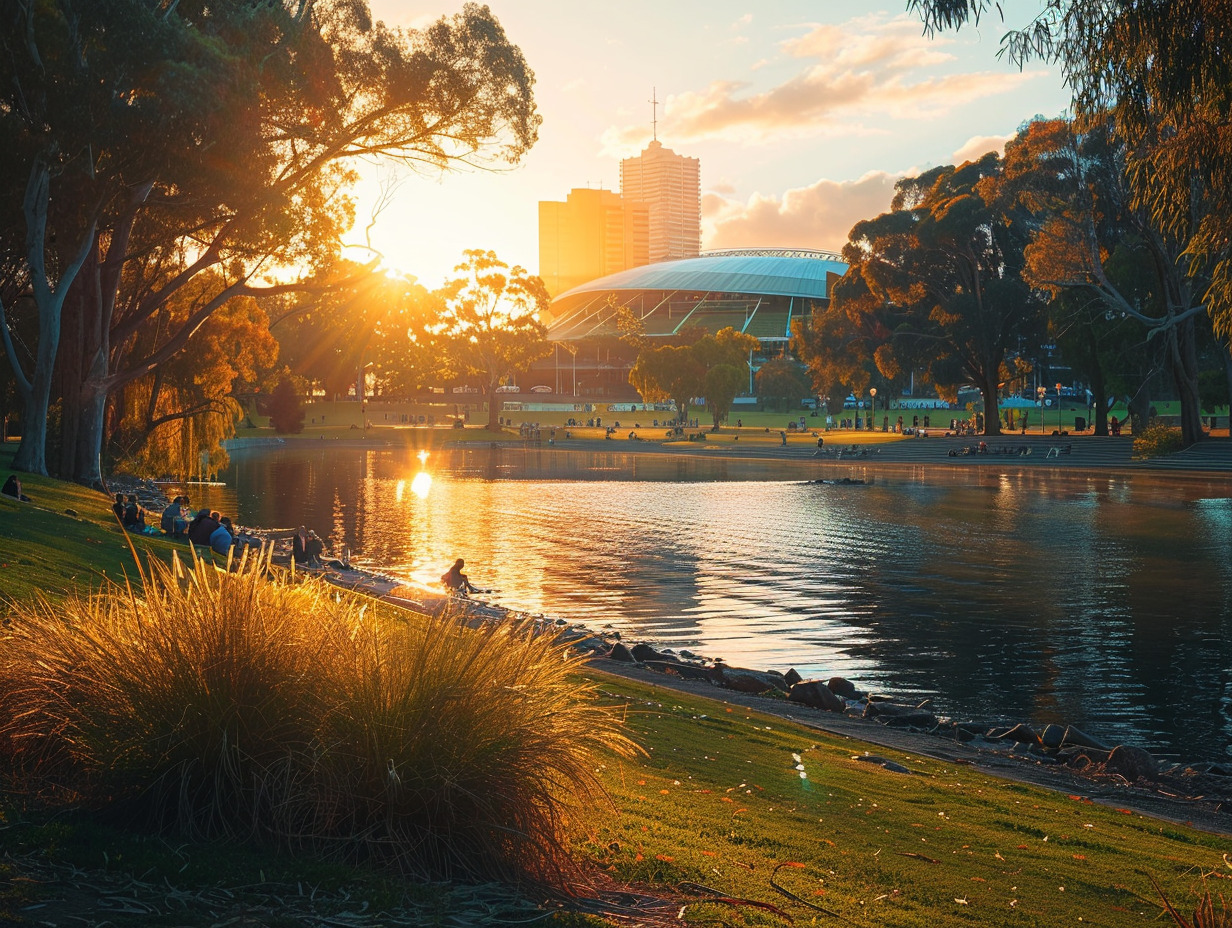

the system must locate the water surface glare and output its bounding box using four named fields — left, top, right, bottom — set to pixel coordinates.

left=201, top=445, right=1232, bottom=760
